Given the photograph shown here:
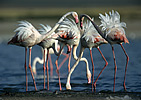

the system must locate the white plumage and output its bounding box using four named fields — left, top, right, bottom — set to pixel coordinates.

left=38, top=24, right=52, bottom=35
left=14, top=21, right=40, bottom=43
left=57, top=18, right=80, bottom=45
left=82, top=18, right=100, bottom=43
left=99, top=10, right=126, bottom=37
